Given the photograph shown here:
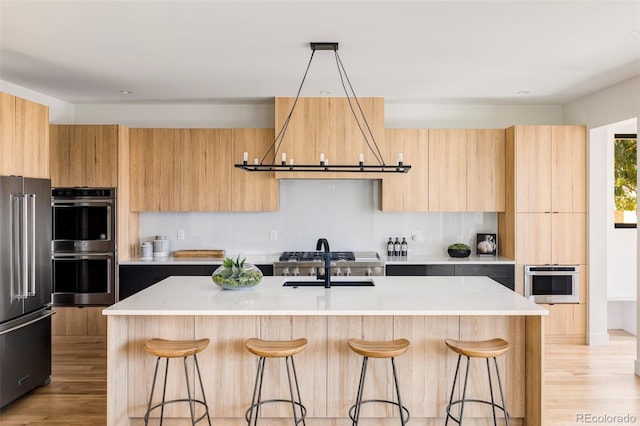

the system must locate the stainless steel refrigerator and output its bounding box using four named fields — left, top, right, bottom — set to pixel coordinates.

left=0, top=176, right=53, bottom=408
